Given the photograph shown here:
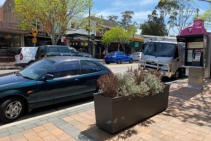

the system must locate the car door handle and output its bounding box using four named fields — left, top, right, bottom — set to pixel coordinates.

left=74, top=79, right=79, bottom=82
